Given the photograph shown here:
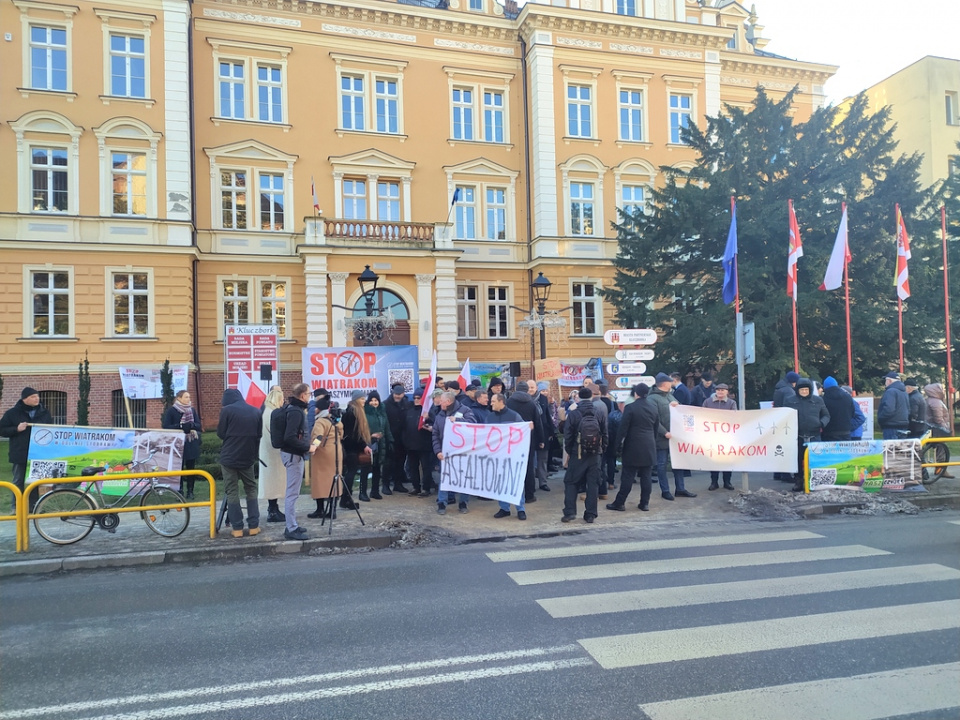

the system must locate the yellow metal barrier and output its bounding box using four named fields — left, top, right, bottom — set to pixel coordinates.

left=920, top=435, right=959, bottom=474
left=0, top=481, right=25, bottom=553
left=21, top=469, right=216, bottom=553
